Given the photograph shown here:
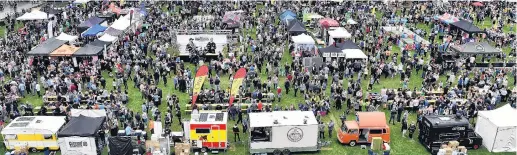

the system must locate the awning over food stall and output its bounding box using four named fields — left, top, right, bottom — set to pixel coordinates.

left=56, top=33, right=79, bottom=42
left=450, top=20, right=484, bottom=34
left=27, top=38, right=67, bottom=56
left=16, top=10, right=55, bottom=20
left=104, top=27, right=124, bottom=36
left=74, top=44, right=105, bottom=56
left=50, top=45, right=80, bottom=57
left=292, top=34, right=315, bottom=45
left=99, top=34, right=118, bottom=42
left=82, top=24, right=107, bottom=37
left=450, top=42, right=500, bottom=55
left=78, top=16, right=105, bottom=28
